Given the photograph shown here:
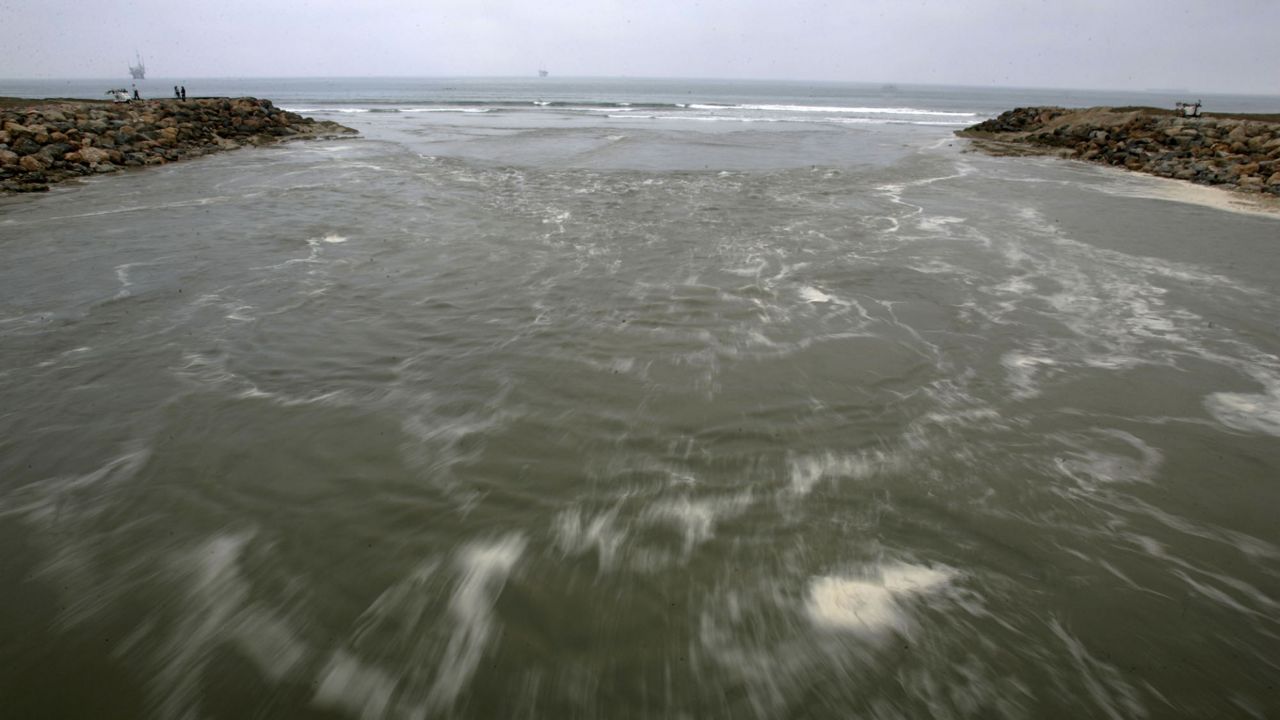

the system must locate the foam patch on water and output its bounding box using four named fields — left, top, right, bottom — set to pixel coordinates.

left=428, top=533, right=527, bottom=709
left=321, top=233, right=348, bottom=244
left=787, top=450, right=906, bottom=495
left=153, top=533, right=310, bottom=717
left=806, top=563, right=955, bottom=637
left=917, top=215, right=965, bottom=233
left=1054, top=429, right=1164, bottom=486
left=799, top=286, right=834, bottom=304
left=312, top=536, right=528, bottom=717
left=1001, top=352, right=1058, bottom=399
left=314, top=650, right=399, bottom=719
left=643, top=493, right=752, bottom=555
left=1205, top=388, right=1280, bottom=436
left=555, top=507, right=626, bottom=570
